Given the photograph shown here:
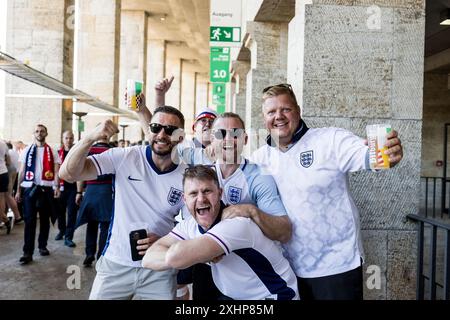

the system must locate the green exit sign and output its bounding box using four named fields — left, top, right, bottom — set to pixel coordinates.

left=210, top=26, right=241, bottom=42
